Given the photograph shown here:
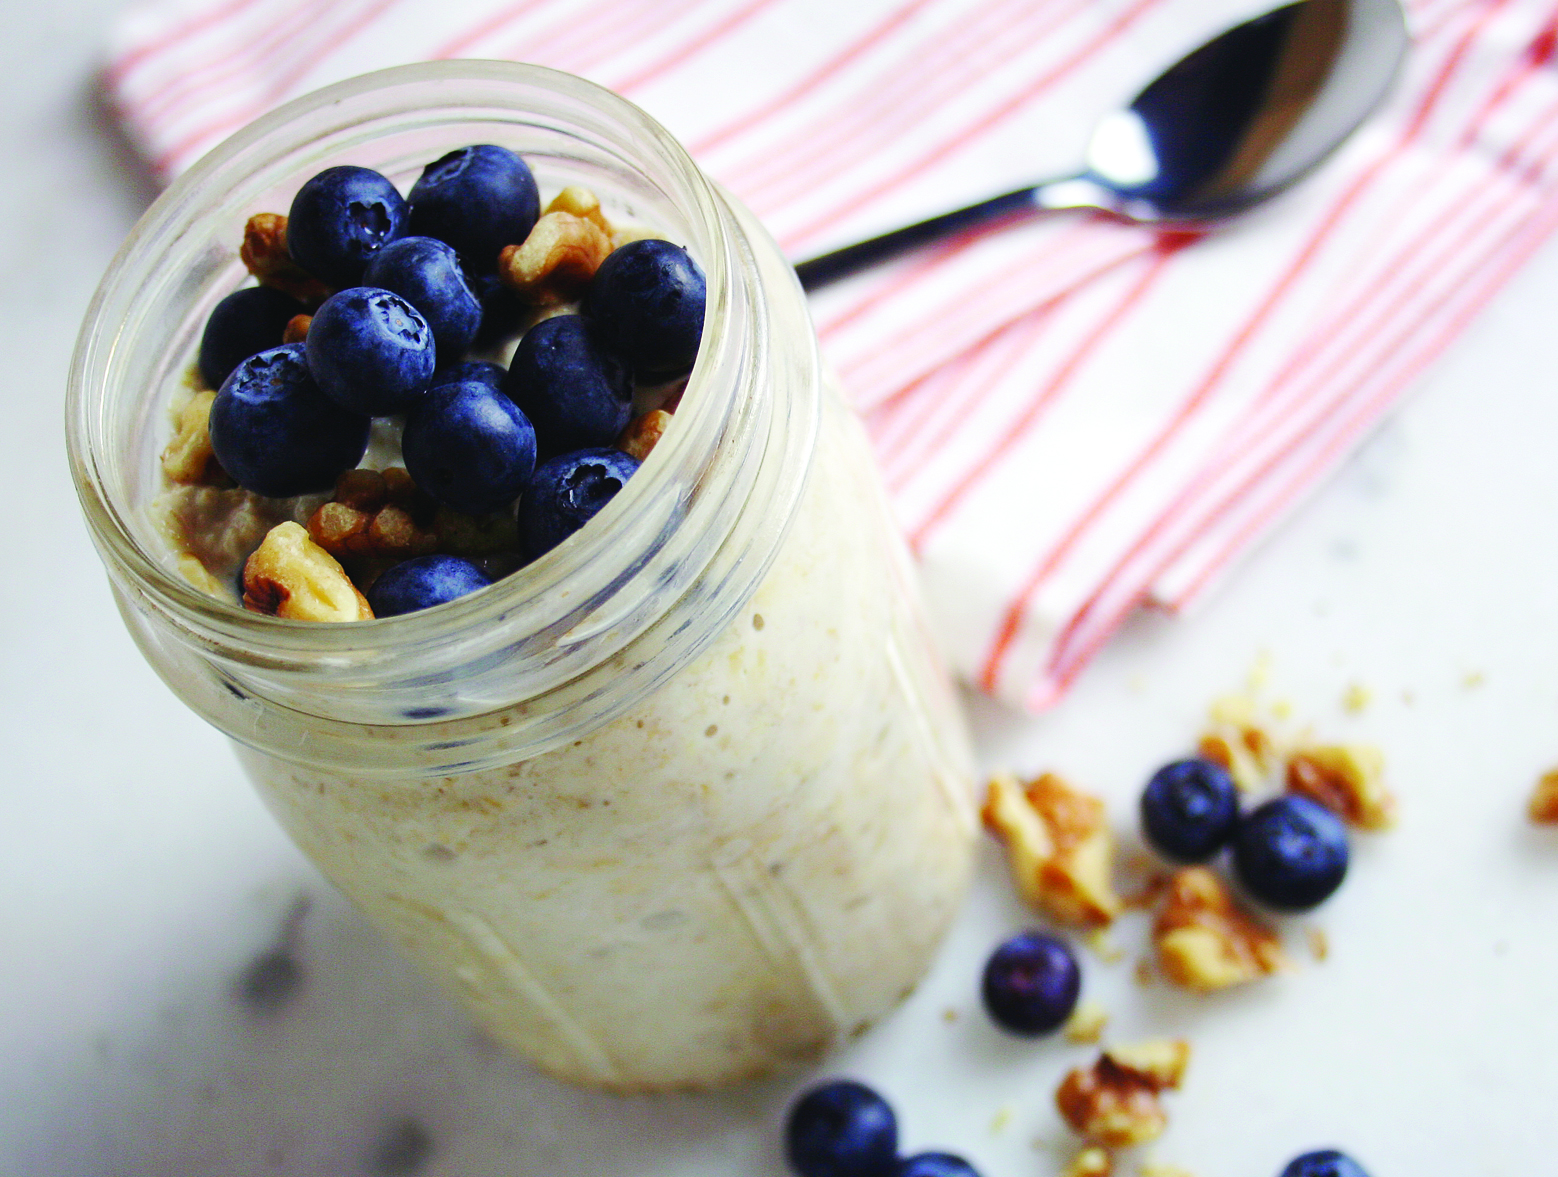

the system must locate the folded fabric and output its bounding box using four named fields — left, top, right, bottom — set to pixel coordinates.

left=105, top=0, right=1558, bottom=708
